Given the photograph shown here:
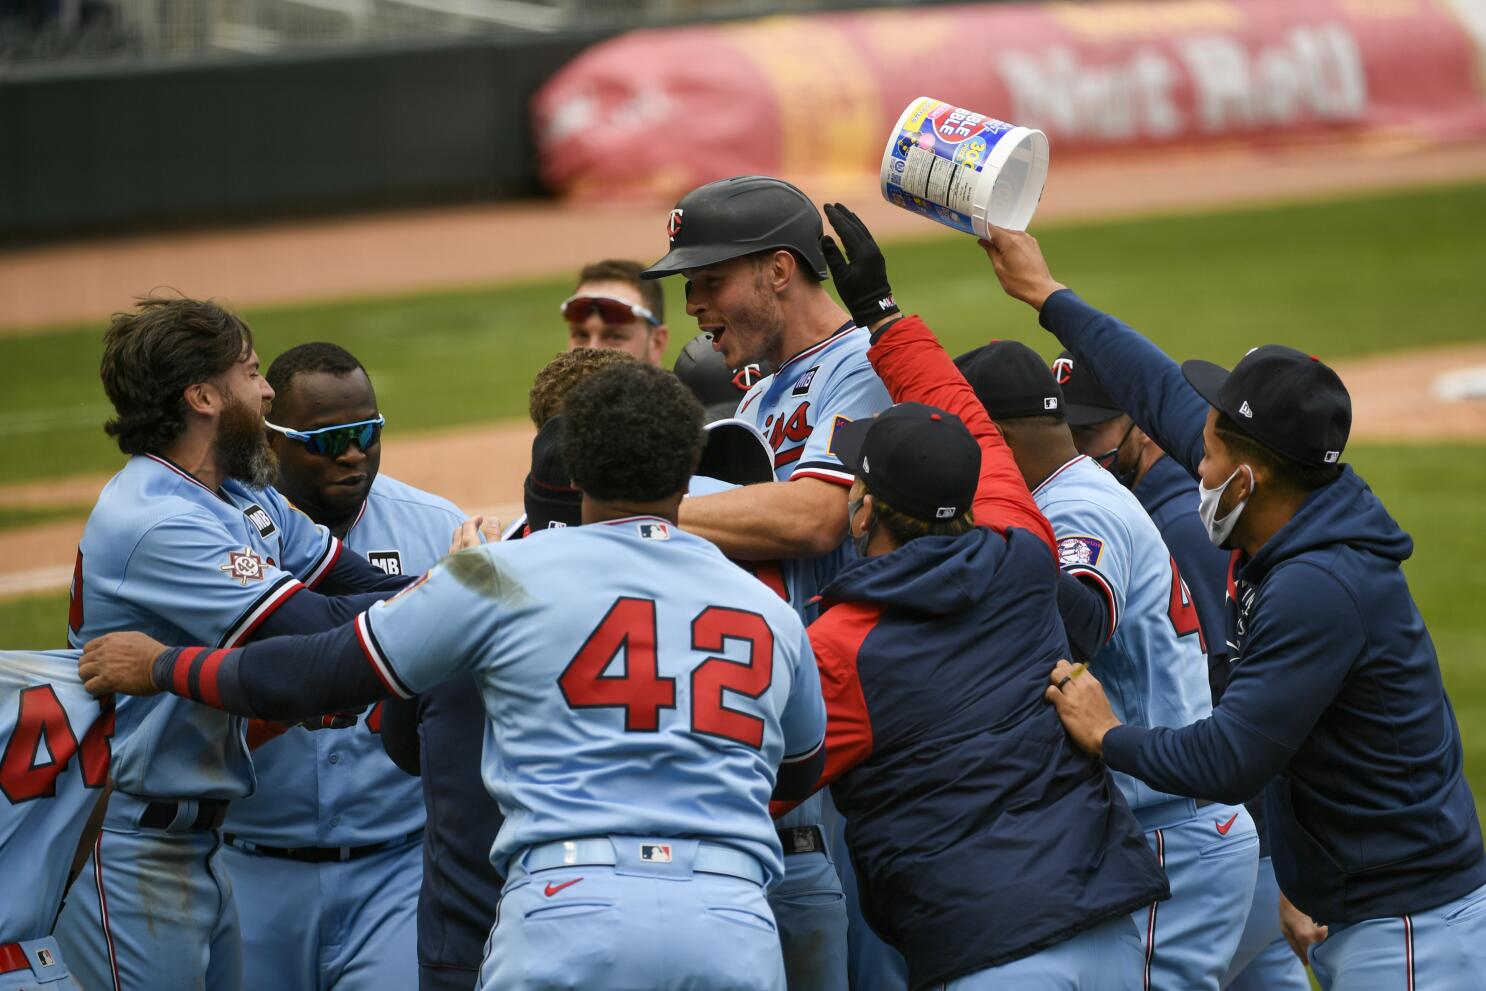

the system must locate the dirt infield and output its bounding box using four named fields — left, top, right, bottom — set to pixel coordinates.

left=1, top=138, right=1483, bottom=599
